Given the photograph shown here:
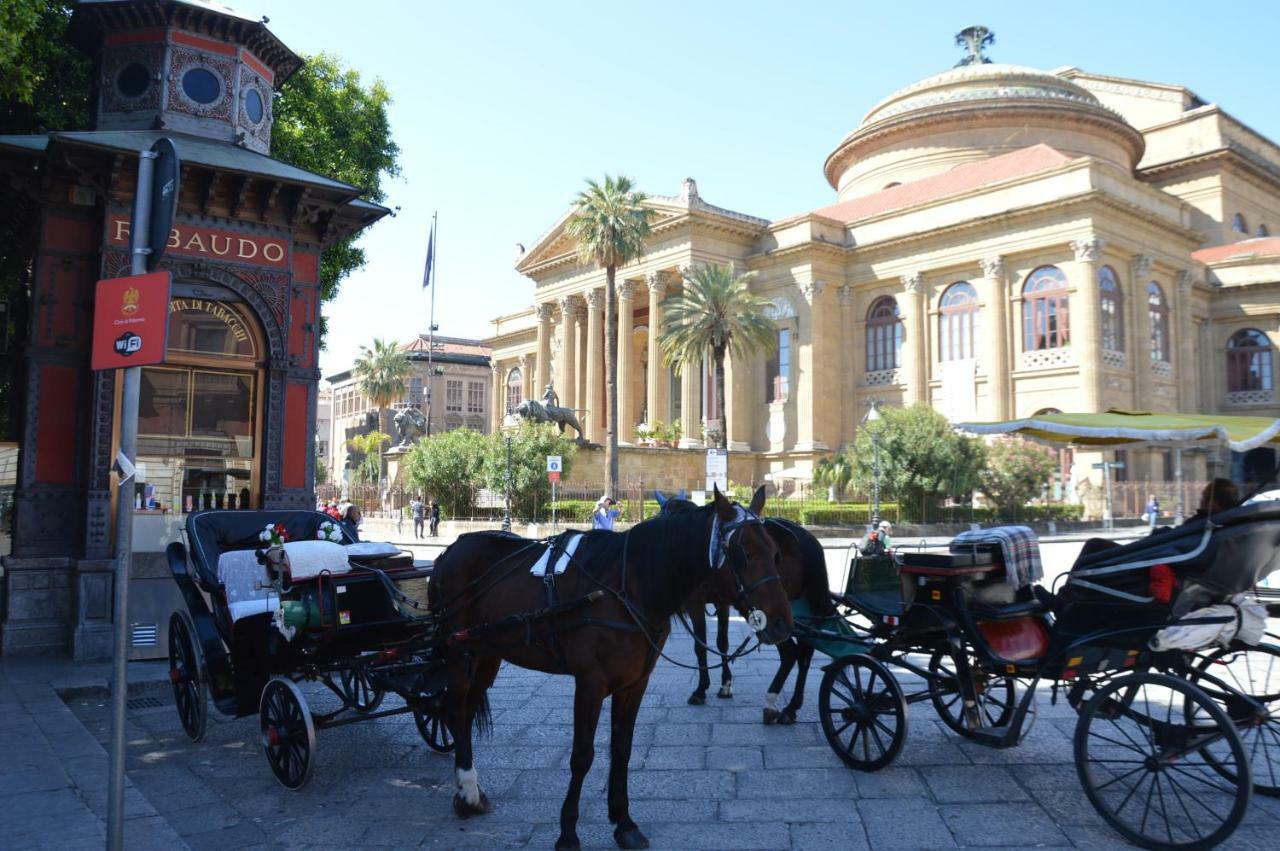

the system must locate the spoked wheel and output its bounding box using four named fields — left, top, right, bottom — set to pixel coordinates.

left=338, top=666, right=385, bottom=713
left=167, top=612, right=207, bottom=742
left=1187, top=642, right=1280, bottom=797
left=927, top=647, right=1019, bottom=739
left=1075, top=671, right=1251, bottom=850
left=414, top=691, right=455, bottom=753
left=260, top=677, right=317, bottom=790
left=818, top=654, right=907, bottom=771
